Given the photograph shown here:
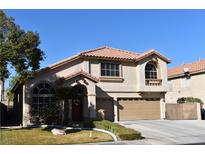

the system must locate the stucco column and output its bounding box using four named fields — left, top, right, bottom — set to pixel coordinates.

left=23, top=85, right=30, bottom=126
left=88, top=94, right=96, bottom=119
left=160, top=98, right=166, bottom=120
left=197, top=103, right=202, bottom=120
left=113, top=97, right=118, bottom=122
